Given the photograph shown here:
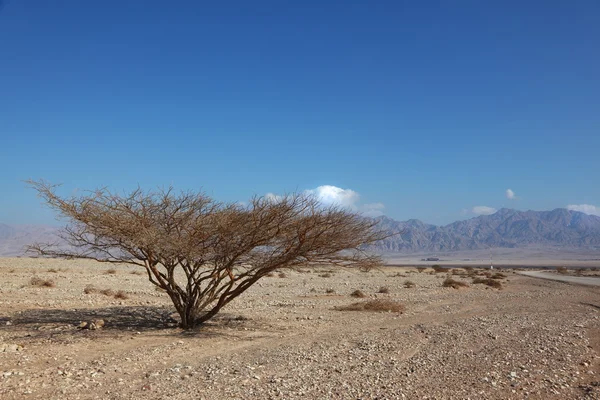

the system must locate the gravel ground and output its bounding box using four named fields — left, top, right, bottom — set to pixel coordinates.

left=0, top=258, right=599, bottom=399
